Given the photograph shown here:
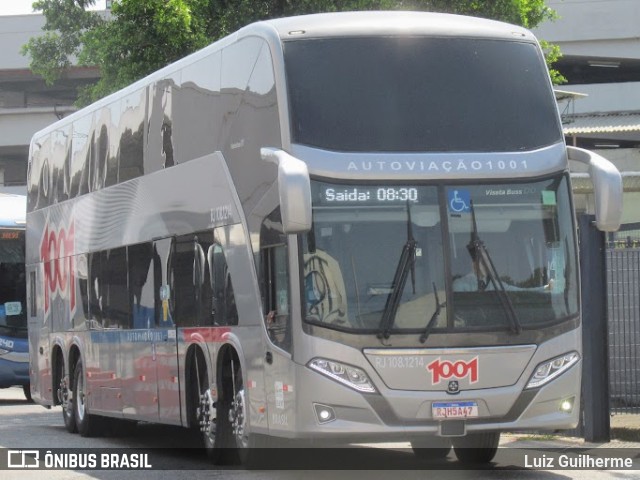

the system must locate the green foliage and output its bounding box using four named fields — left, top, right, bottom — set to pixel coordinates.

left=23, top=0, right=565, bottom=105
left=21, top=0, right=103, bottom=85
left=541, top=40, right=567, bottom=85
left=78, top=0, right=214, bottom=100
